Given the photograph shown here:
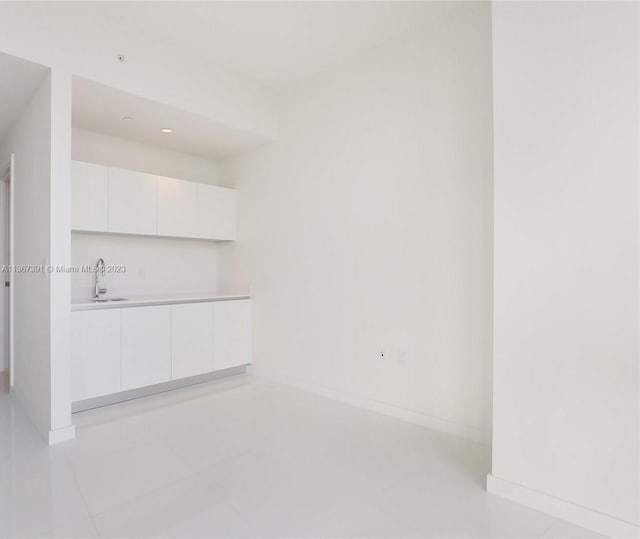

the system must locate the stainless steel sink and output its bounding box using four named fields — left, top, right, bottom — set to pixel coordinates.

left=90, top=297, right=128, bottom=303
